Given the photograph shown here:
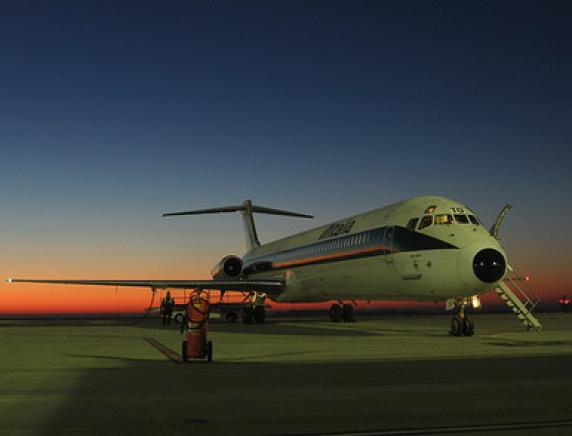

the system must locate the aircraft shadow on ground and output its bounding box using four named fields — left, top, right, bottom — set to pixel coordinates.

left=43, top=355, right=386, bottom=434
left=39, top=352, right=572, bottom=435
